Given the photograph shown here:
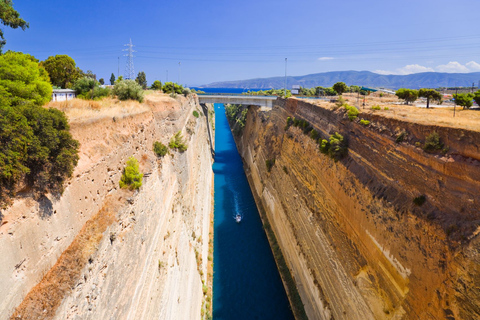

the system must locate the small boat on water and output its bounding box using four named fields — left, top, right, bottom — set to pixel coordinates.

left=235, top=214, right=242, bottom=223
